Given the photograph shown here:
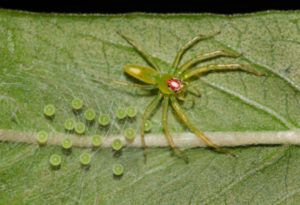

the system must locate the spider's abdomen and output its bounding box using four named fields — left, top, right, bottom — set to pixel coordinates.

left=124, top=64, right=159, bottom=84
left=167, top=78, right=183, bottom=93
